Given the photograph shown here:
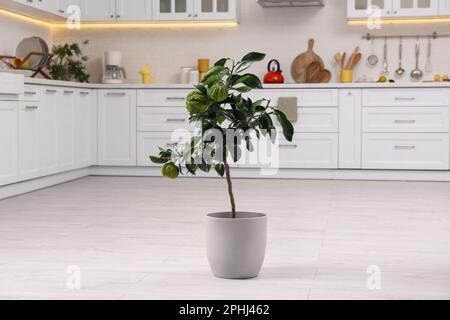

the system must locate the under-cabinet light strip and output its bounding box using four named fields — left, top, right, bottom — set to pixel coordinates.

left=348, top=17, right=450, bottom=25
